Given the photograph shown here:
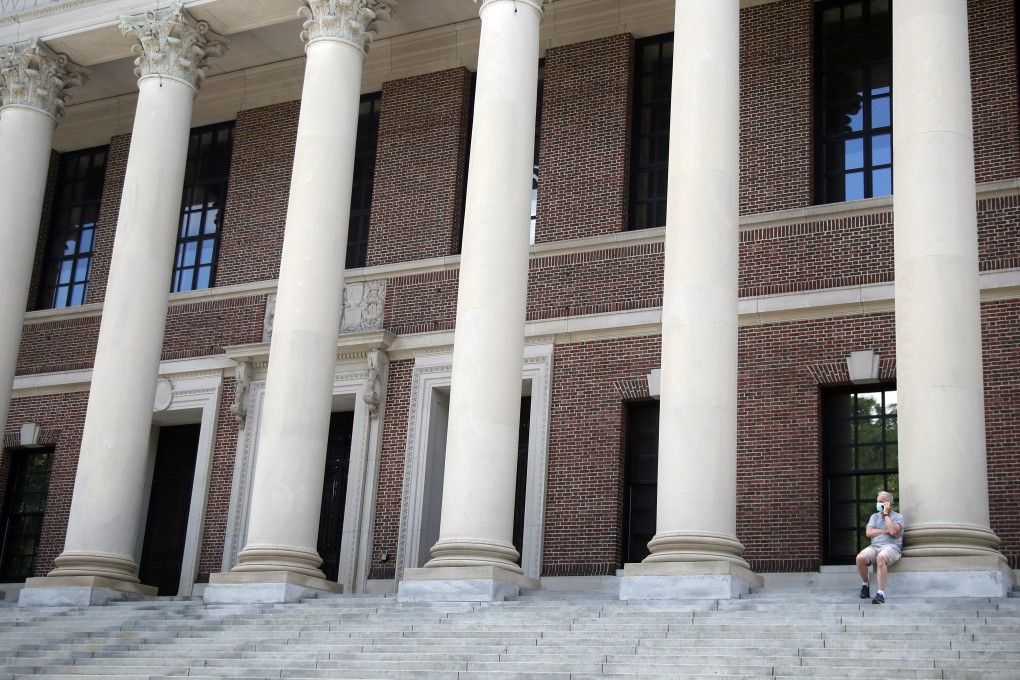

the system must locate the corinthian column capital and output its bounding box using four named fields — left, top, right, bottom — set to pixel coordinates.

left=297, top=0, right=396, bottom=53
left=0, top=37, right=88, bottom=120
left=476, top=0, right=545, bottom=15
left=119, top=2, right=228, bottom=91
